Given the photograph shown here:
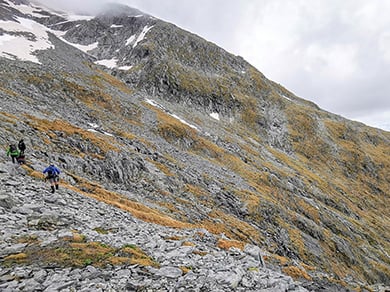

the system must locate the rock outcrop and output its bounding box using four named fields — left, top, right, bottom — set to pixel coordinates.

left=0, top=1, right=389, bottom=291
